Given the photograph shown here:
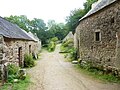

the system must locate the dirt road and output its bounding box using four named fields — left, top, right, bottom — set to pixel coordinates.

left=27, top=44, right=120, bottom=90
